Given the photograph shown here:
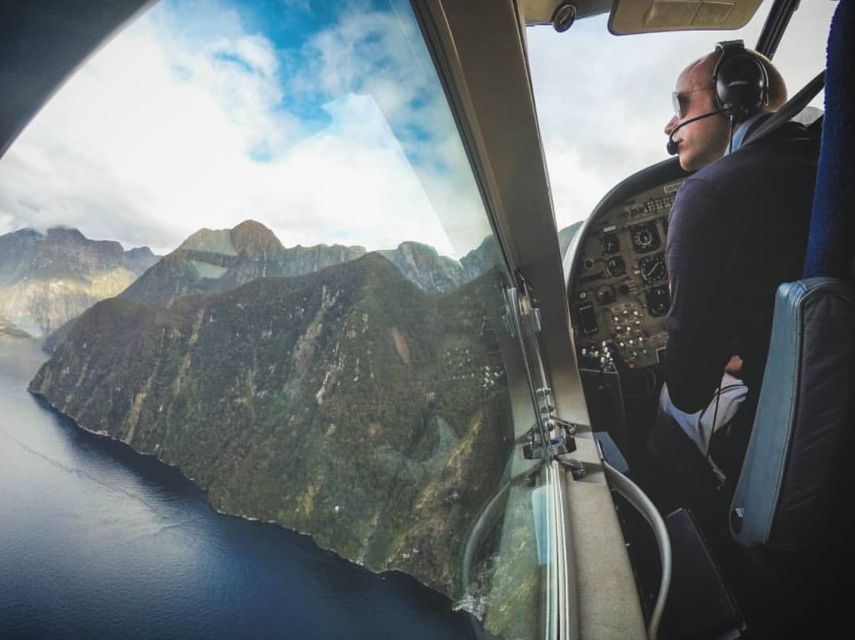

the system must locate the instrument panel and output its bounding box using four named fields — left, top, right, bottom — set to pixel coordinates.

left=569, top=180, right=683, bottom=369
